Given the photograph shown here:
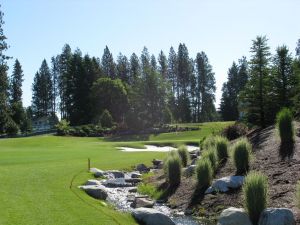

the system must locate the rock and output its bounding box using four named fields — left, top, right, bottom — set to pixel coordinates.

left=131, top=172, right=142, bottom=178
left=189, top=153, right=198, bottom=160
left=131, top=198, right=154, bottom=208
left=205, top=176, right=244, bottom=194
left=136, top=164, right=150, bottom=173
left=102, top=178, right=133, bottom=187
left=217, top=207, right=252, bottom=225
left=183, top=165, right=196, bottom=177
left=152, top=159, right=163, bottom=165
left=104, top=170, right=125, bottom=178
left=80, top=185, right=108, bottom=200
left=85, top=179, right=102, bottom=186
left=90, top=168, right=105, bottom=178
left=128, top=187, right=138, bottom=193
left=132, top=207, right=175, bottom=225
left=258, top=208, right=295, bottom=225
left=125, top=178, right=142, bottom=184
